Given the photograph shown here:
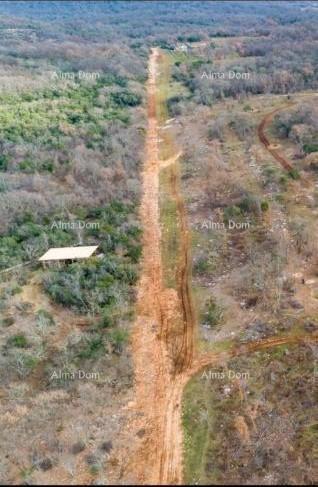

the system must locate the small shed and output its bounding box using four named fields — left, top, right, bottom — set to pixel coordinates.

left=175, top=43, right=188, bottom=53
left=39, top=245, right=98, bottom=266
